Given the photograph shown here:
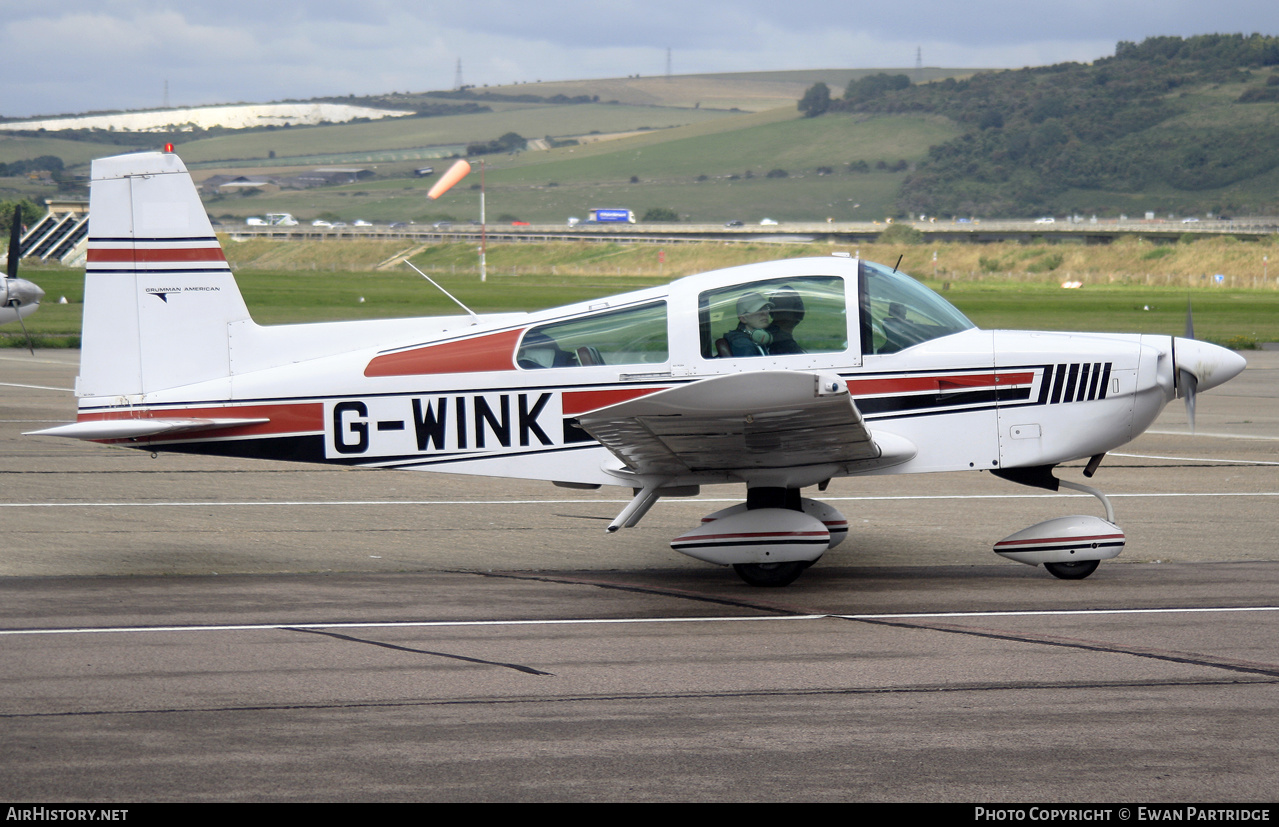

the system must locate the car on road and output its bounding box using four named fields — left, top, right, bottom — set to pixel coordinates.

left=311, top=220, right=332, bottom=228
left=759, top=218, right=779, bottom=226
left=1034, top=217, right=1055, bottom=224
left=724, top=220, right=744, bottom=228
